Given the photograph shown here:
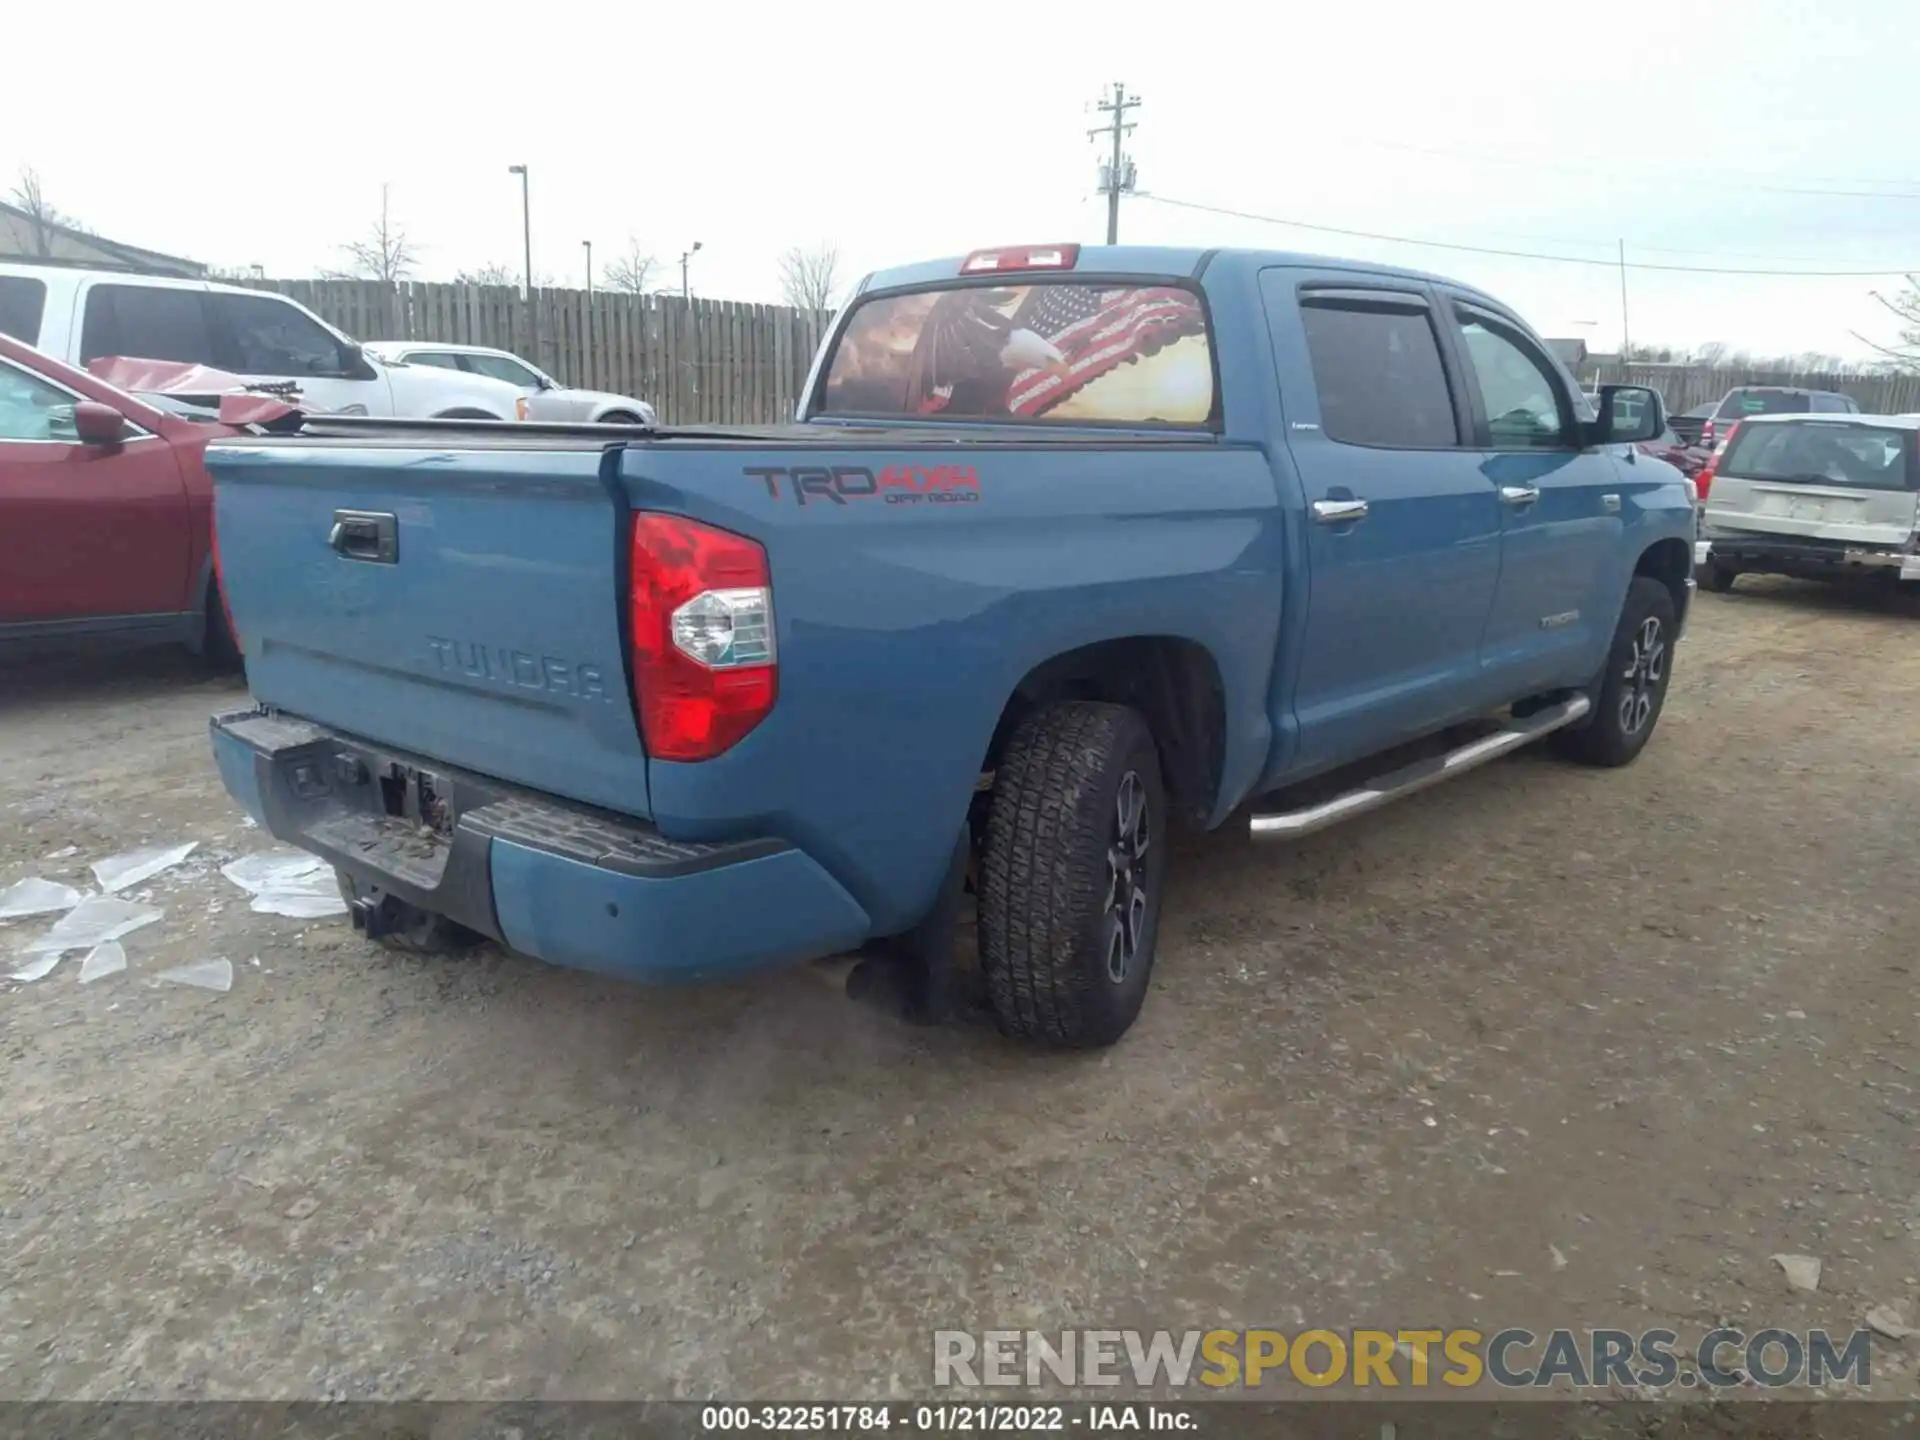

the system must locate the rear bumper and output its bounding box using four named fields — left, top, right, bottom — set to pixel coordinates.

left=209, top=709, right=870, bottom=983
left=1696, top=529, right=1920, bottom=580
